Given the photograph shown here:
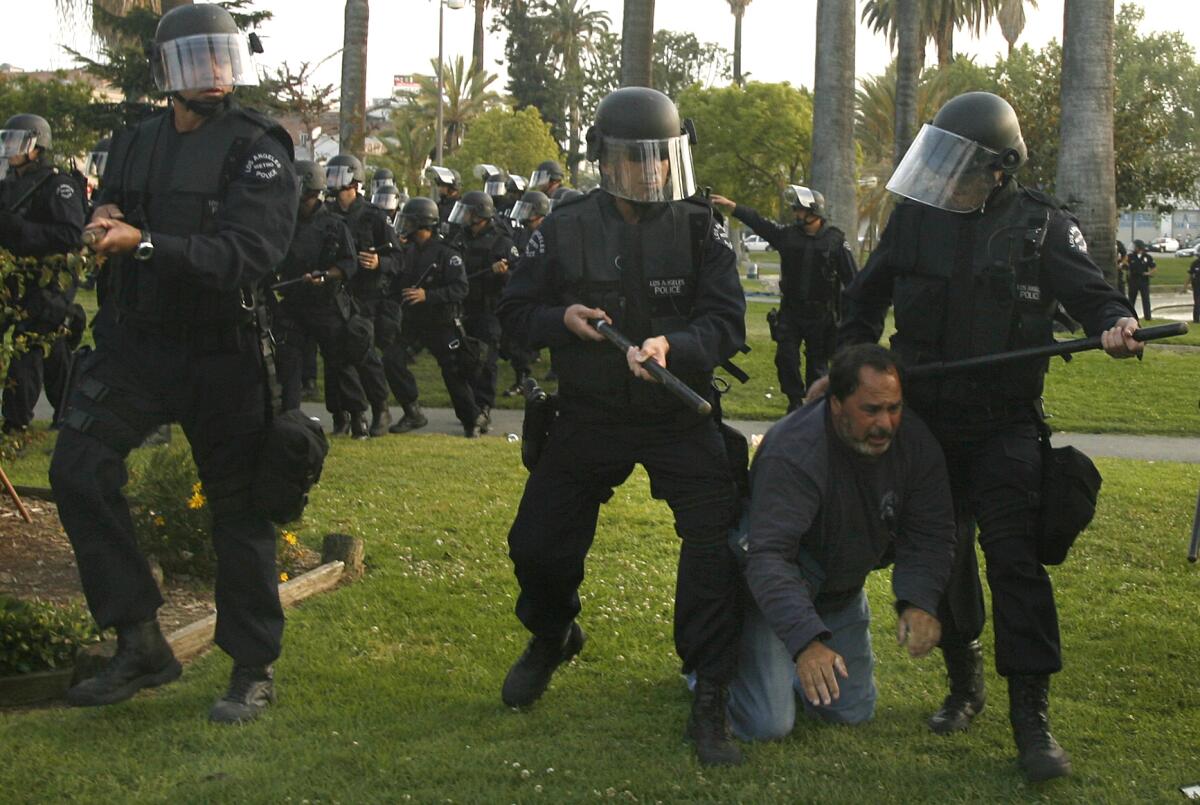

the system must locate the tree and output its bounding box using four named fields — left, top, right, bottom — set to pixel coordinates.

left=894, top=0, right=921, bottom=167
left=811, top=0, right=857, bottom=237
left=621, top=0, right=656, bottom=88
left=654, top=30, right=731, bottom=98
left=0, top=73, right=104, bottom=159
left=539, top=0, right=611, bottom=183
left=374, top=113, right=436, bottom=196
left=259, top=55, right=339, bottom=143
left=410, top=56, right=501, bottom=157
left=861, top=0, right=1037, bottom=67
left=444, top=106, right=566, bottom=188
left=725, top=1, right=753, bottom=85
left=339, top=0, right=369, bottom=160
left=473, top=0, right=488, bottom=75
